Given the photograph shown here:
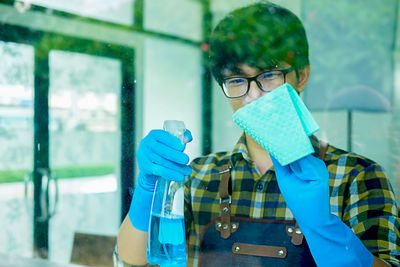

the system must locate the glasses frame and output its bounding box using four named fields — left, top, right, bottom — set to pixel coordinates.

left=221, top=66, right=296, bottom=98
